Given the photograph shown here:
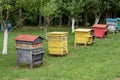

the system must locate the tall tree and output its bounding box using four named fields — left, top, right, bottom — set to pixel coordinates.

left=55, top=0, right=65, bottom=27
left=0, top=0, right=14, bottom=54
left=15, top=0, right=24, bottom=27
left=35, top=0, right=42, bottom=26
left=39, top=0, right=57, bottom=38
left=82, top=0, right=91, bottom=26
left=63, top=0, right=84, bottom=33
left=0, top=0, right=36, bottom=54
left=106, top=0, right=120, bottom=18
left=90, top=0, right=110, bottom=24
